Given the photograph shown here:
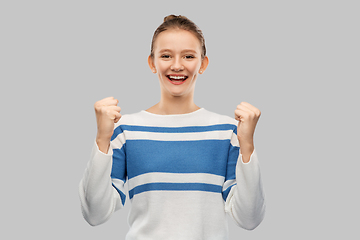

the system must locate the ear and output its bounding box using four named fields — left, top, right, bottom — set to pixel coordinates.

left=199, top=56, right=209, bottom=74
left=148, top=55, right=157, bottom=73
